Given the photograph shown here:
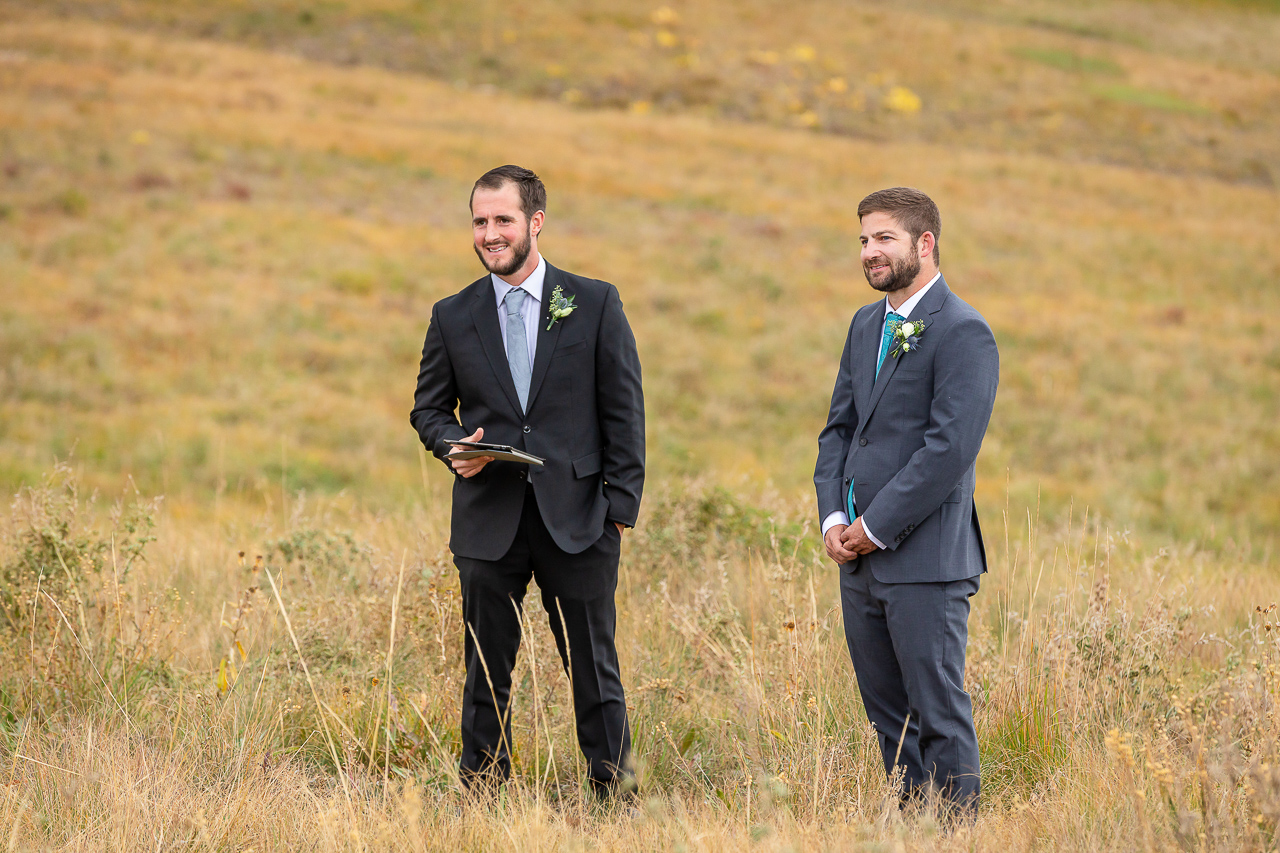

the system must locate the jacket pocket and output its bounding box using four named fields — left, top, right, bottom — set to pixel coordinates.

left=572, top=449, right=603, bottom=479
left=552, top=339, right=588, bottom=358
